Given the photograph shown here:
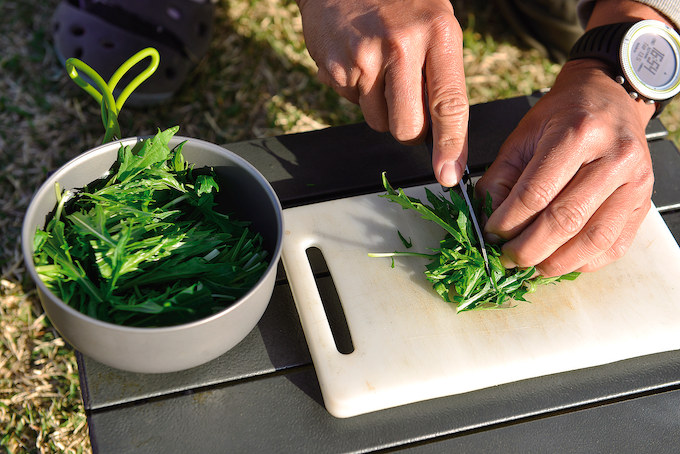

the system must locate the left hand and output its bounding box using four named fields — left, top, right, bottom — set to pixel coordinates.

left=475, top=58, right=655, bottom=277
